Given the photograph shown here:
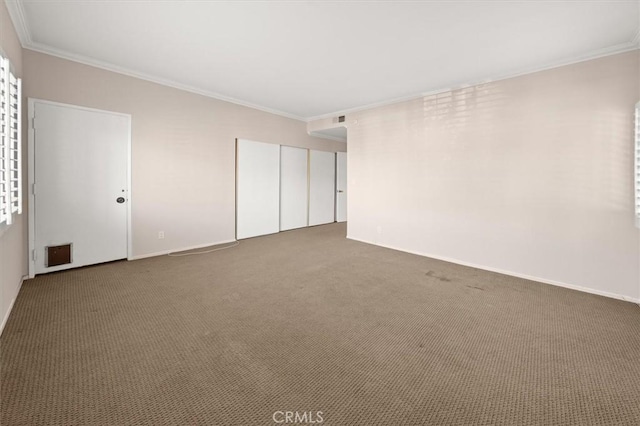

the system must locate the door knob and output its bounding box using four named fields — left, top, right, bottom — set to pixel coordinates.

left=116, top=197, right=125, bottom=204
left=337, top=190, right=344, bottom=193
